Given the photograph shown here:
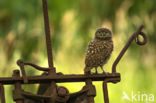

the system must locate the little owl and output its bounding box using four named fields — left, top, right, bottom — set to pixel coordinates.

left=84, top=28, right=113, bottom=74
